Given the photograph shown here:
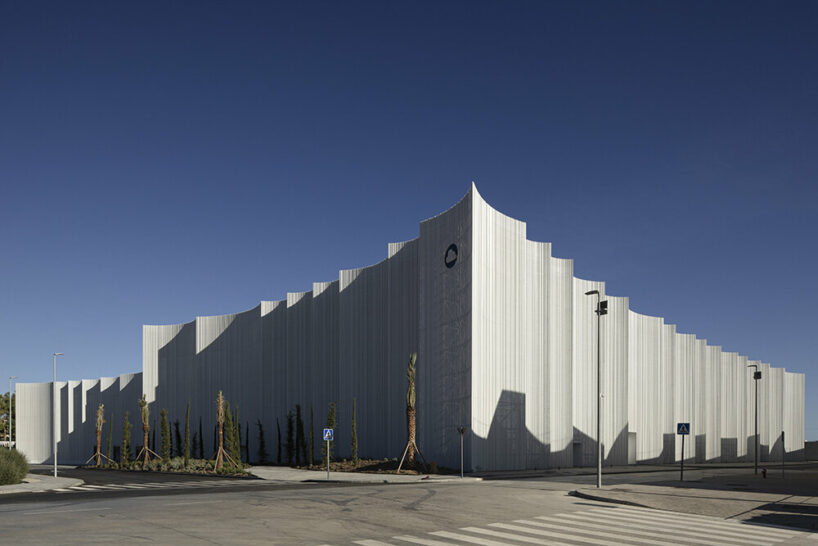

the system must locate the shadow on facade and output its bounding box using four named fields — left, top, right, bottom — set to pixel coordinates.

left=49, top=374, right=143, bottom=465
left=152, top=245, right=418, bottom=466
left=471, top=391, right=566, bottom=471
